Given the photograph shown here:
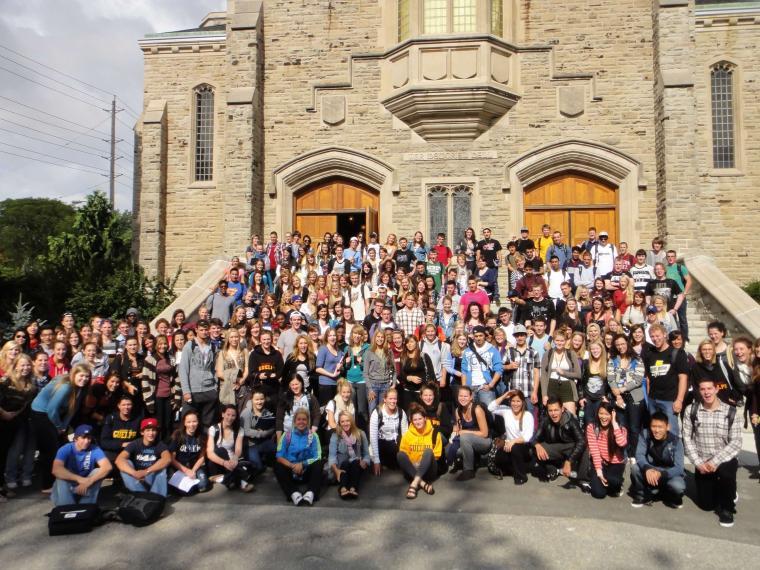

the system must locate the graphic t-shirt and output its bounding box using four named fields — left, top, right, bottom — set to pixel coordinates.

left=125, top=439, right=169, bottom=470
left=169, top=435, right=203, bottom=468
left=645, top=278, right=682, bottom=309
left=476, top=239, right=502, bottom=268
left=645, top=347, right=689, bottom=401
left=55, top=443, right=106, bottom=477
